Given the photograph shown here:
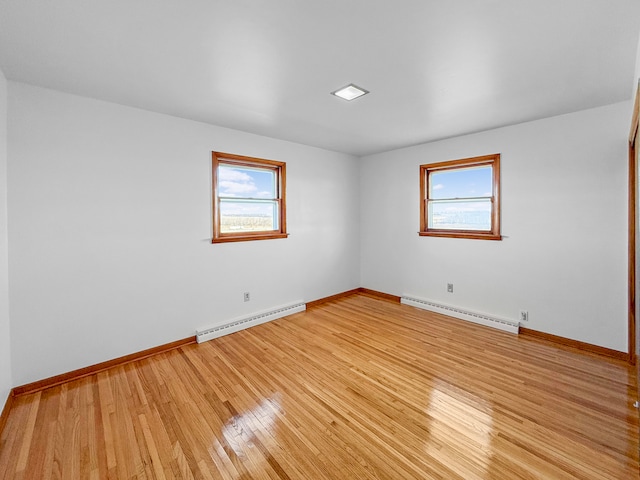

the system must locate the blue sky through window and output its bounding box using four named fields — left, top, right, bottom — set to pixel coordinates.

left=218, top=165, right=276, bottom=198
left=430, top=166, right=492, bottom=199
